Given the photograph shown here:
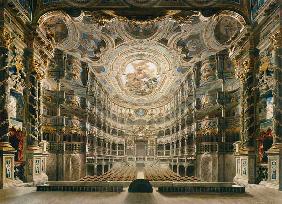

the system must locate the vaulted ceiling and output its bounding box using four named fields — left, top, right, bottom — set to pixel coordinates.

left=38, top=8, right=244, bottom=109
